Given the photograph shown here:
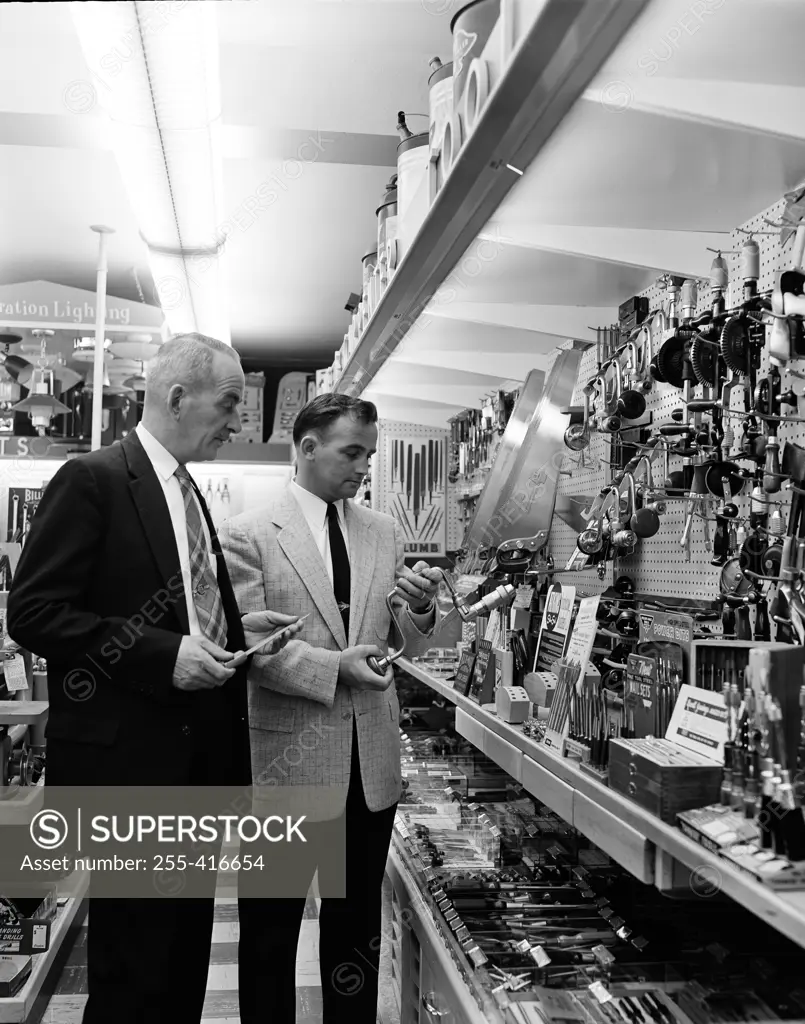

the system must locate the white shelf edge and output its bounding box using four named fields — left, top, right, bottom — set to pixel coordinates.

left=0, top=871, right=89, bottom=1024
left=399, top=658, right=805, bottom=951
left=333, top=0, right=652, bottom=398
